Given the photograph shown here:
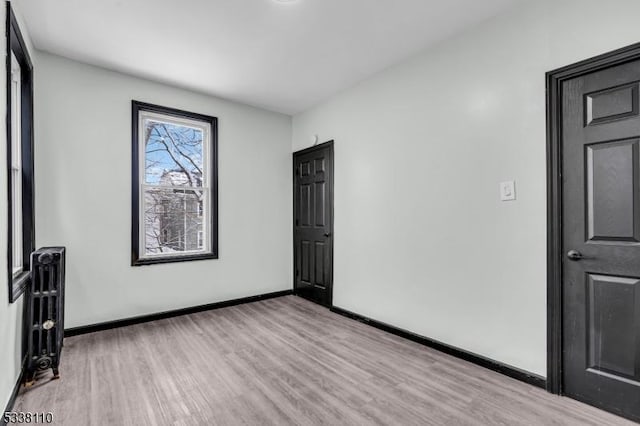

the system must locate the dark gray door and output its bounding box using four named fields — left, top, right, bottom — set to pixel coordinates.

left=562, top=58, right=640, bottom=421
left=293, top=141, right=333, bottom=306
